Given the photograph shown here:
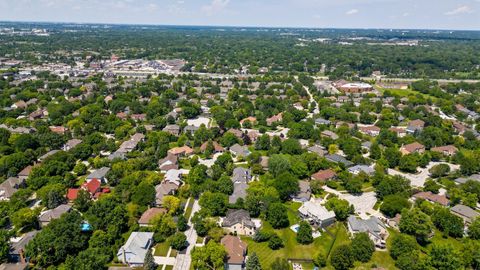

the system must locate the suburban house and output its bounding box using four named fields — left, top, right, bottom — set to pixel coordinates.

left=62, top=139, right=82, bottom=151
left=38, top=204, right=72, bottom=227
left=455, top=174, right=480, bottom=185
left=298, top=200, right=336, bottom=228
left=0, top=177, right=25, bottom=201
left=325, top=154, right=354, bottom=167
left=431, top=145, right=458, bottom=156
left=412, top=191, right=449, bottom=206
left=347, top=215, right=387, bottom=249
left=67, top=178, right=108, bottom=201
left=229, top=168, right=251, bottom=204
left=359, top=126, right=381, bottom=137
left=450, top=204, right=480, bottom=225
left=348, top=165, right=375, bottom=175
left=38, top=150, right=60, bottom=162
left=240, top=116, right=257, bottom=126
left=229, top=144, right=251, bottom=158
left=400, top=142, right=425, bottom=155
left=117, top=232, right=154, bottom=267
left=17, top=166, right=33, bottom=181
left=163, top=124, right=181, bottom=136
left=311, top=169, right=336, bottom=182
left=321, top=130, right=339, bottom=140
left=86, top=167, right=110, bottom=183
left=158, top=154, right=179, bottom=172
left=315, top=118, right=331, bottom=126
left=168, top=146, right=194, bottom=157
left=266, top=113, right=283, bottom=126
left=117, top=133, right=145, bottom=153
left=406, top=119, right=425, bottom=134
left=9, top=230, right=39, bottom=263
left=155, top=180, right=181, bottom=206
left=200, top=141, right=225, bottom=154
left=222, top=209, right=257, bottom=236
left=292, top=181, right=311, bottom=202
left=389, top=127, right=407, bottom=138
left=138, top=208, right=167, bottom=227
left=307, top=145, right=326, bottom=157
left=221, top=235, right=247, bottom=270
